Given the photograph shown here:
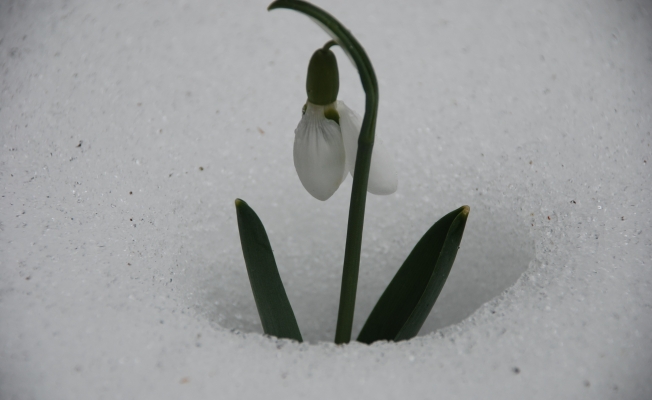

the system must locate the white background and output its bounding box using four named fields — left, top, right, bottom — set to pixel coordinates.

left=1, top=0, right=650, bottom=398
